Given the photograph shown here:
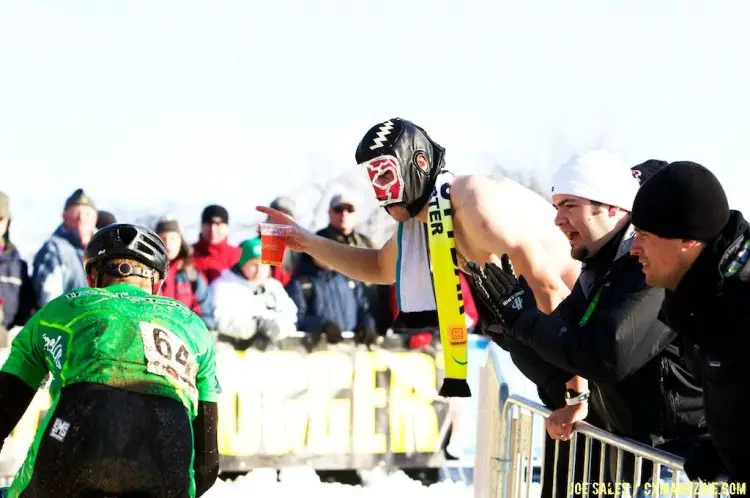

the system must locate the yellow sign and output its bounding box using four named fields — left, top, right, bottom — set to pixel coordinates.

left=215, top=348, right=442, bottom=458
